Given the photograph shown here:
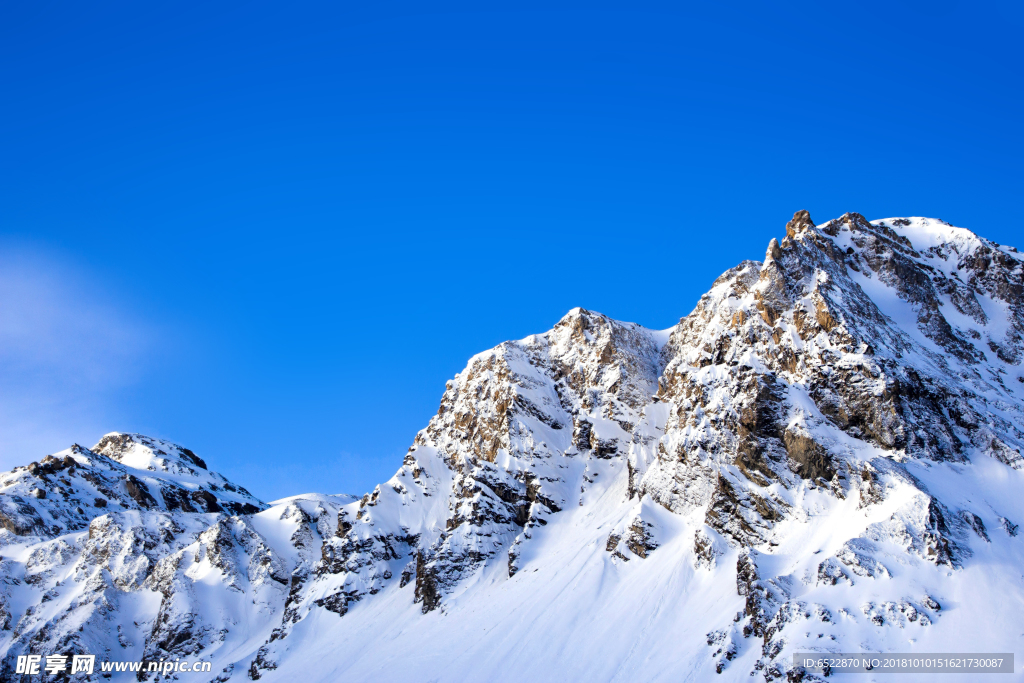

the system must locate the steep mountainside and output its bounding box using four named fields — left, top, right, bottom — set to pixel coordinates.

left=3, top=213, right=1024, bottom=682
